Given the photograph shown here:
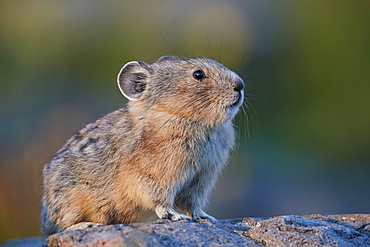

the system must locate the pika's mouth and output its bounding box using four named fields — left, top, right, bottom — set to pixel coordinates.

left=230, top=90, right=243, bottom=107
